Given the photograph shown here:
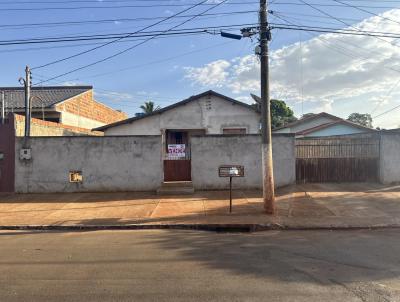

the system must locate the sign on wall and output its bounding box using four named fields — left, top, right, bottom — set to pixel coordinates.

left=168, top=144, right=186, bottom=159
